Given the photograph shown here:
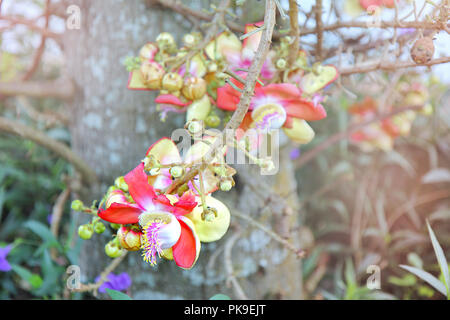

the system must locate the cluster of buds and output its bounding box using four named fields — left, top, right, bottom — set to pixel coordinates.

left=348, top=77, right=433, bottom=152
left=126, top=31, right=218, bottom=124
